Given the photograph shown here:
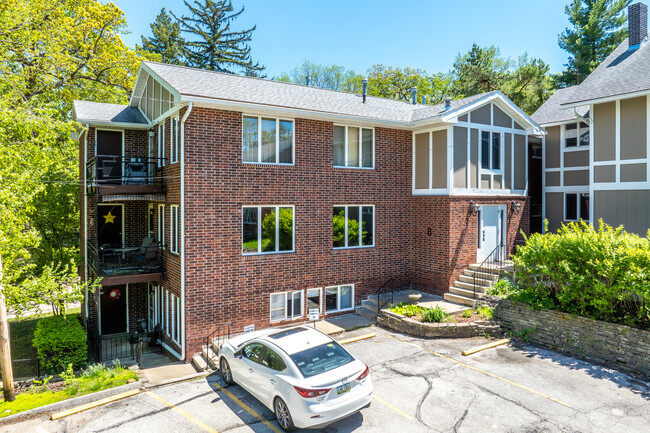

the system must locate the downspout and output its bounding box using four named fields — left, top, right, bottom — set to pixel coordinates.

left=83, top=124, right=89, bottom=324
left=179, top=102, right=192, bottom=361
